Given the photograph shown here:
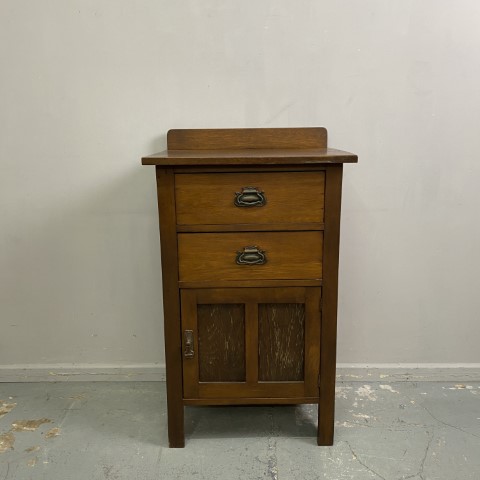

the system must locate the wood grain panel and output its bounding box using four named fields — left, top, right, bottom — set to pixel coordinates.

left=155, top=167, right=184, bottom=447
left=180, top=289, right=199, bottom=399
left=195, top=287, right=309, bottom=304
left=197, top=382, right=305, bottom=398
left=176, top=223, right=325, bottom=233
left=179, top=279, right=322, bottom=289
left=173, top=165, right=328, bottom=174
left=184, top=397, right=319, bottom=406
left=167, top=127, right=327, bottom=150
left=142, top=148, right=358, bottom=166
left=318, top=165, right=343, bottom=446
left=197, top=304, right=246, bottom=382
left=175, top=172, right=325, bottom=225
left=258, top=303, right=305, bottom=381
left=178, top=231, right=323, bottom=282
